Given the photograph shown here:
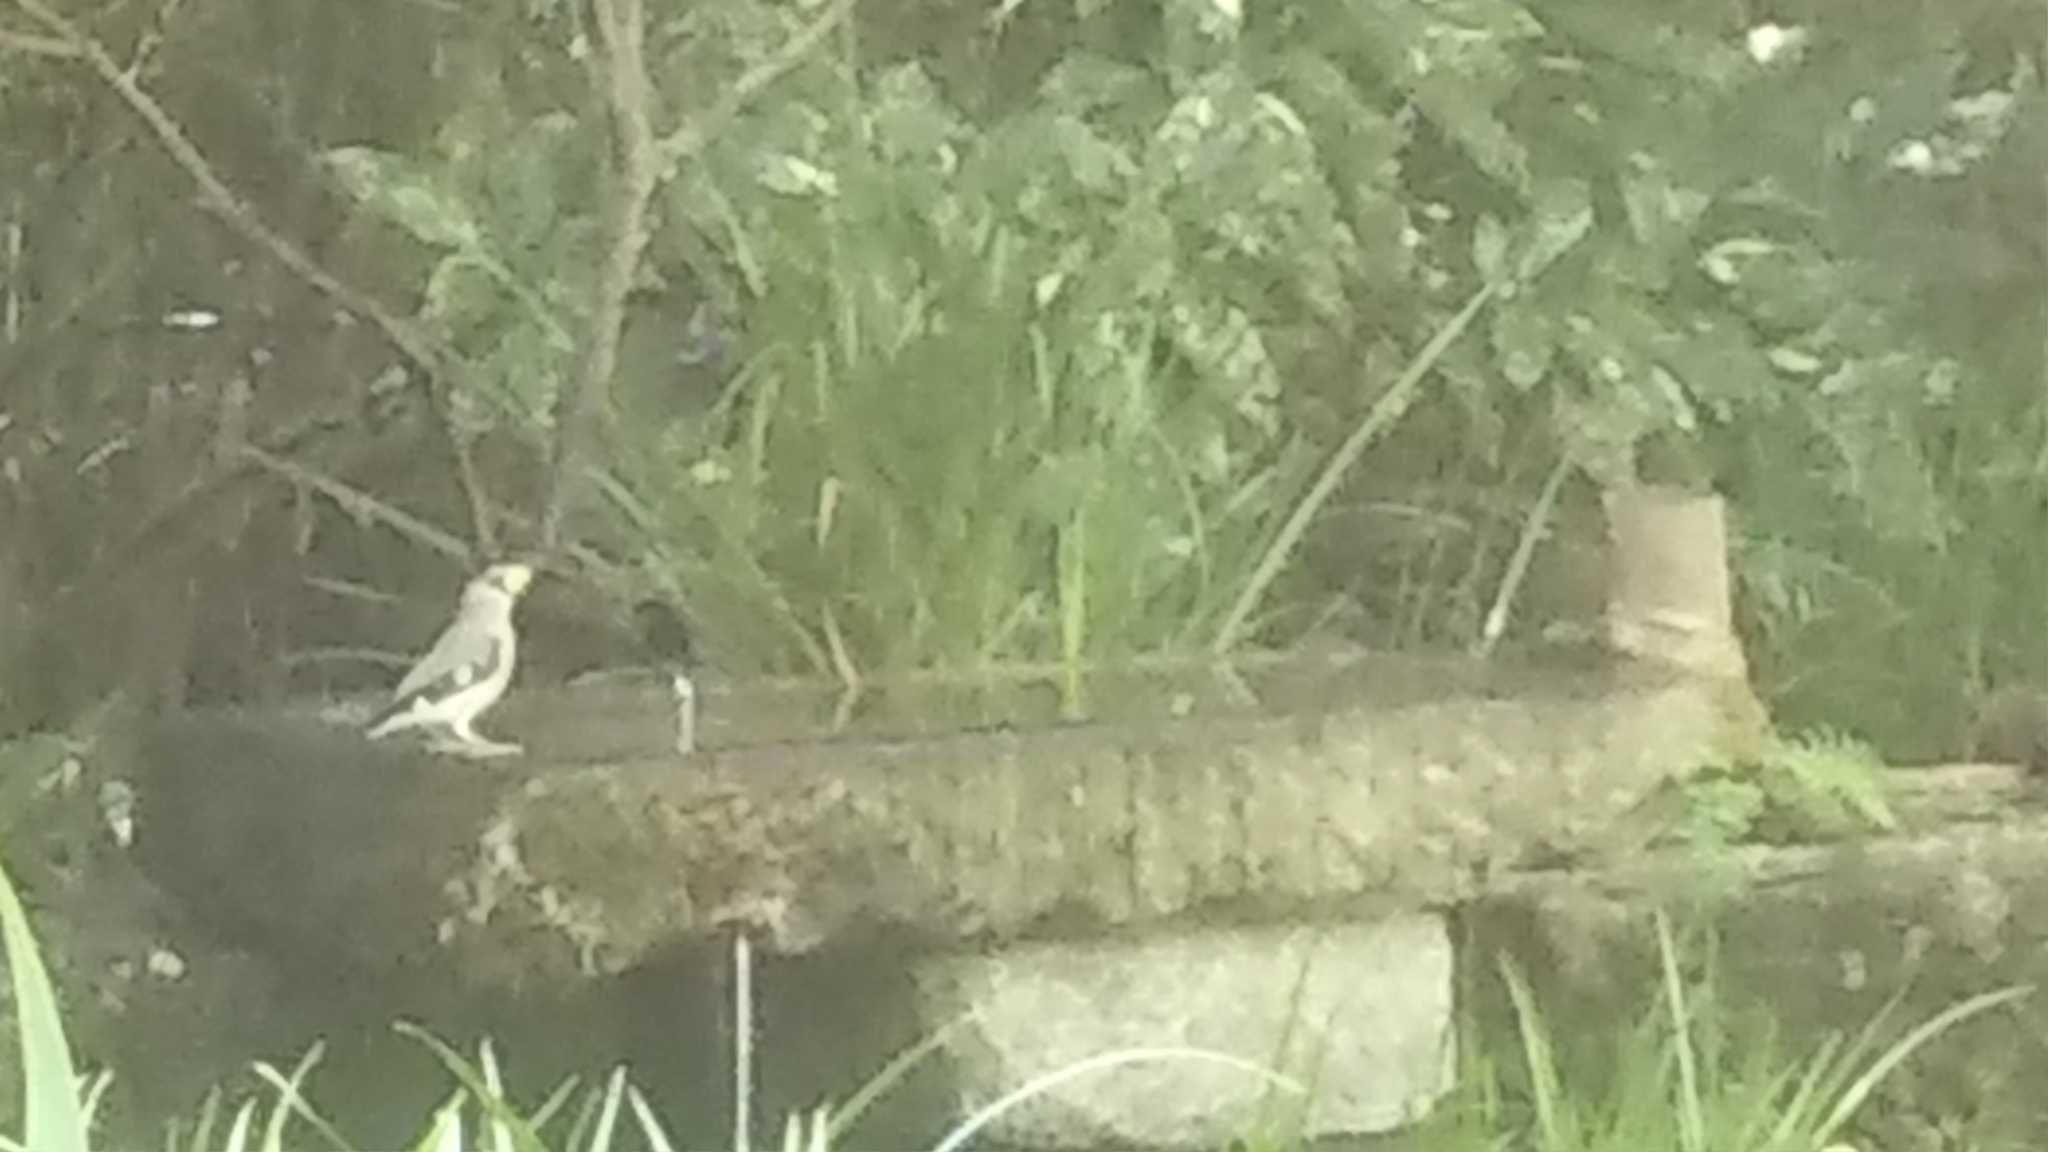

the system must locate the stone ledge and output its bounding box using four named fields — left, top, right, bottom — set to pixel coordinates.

left=127, top=649, right=1762, bottom=993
